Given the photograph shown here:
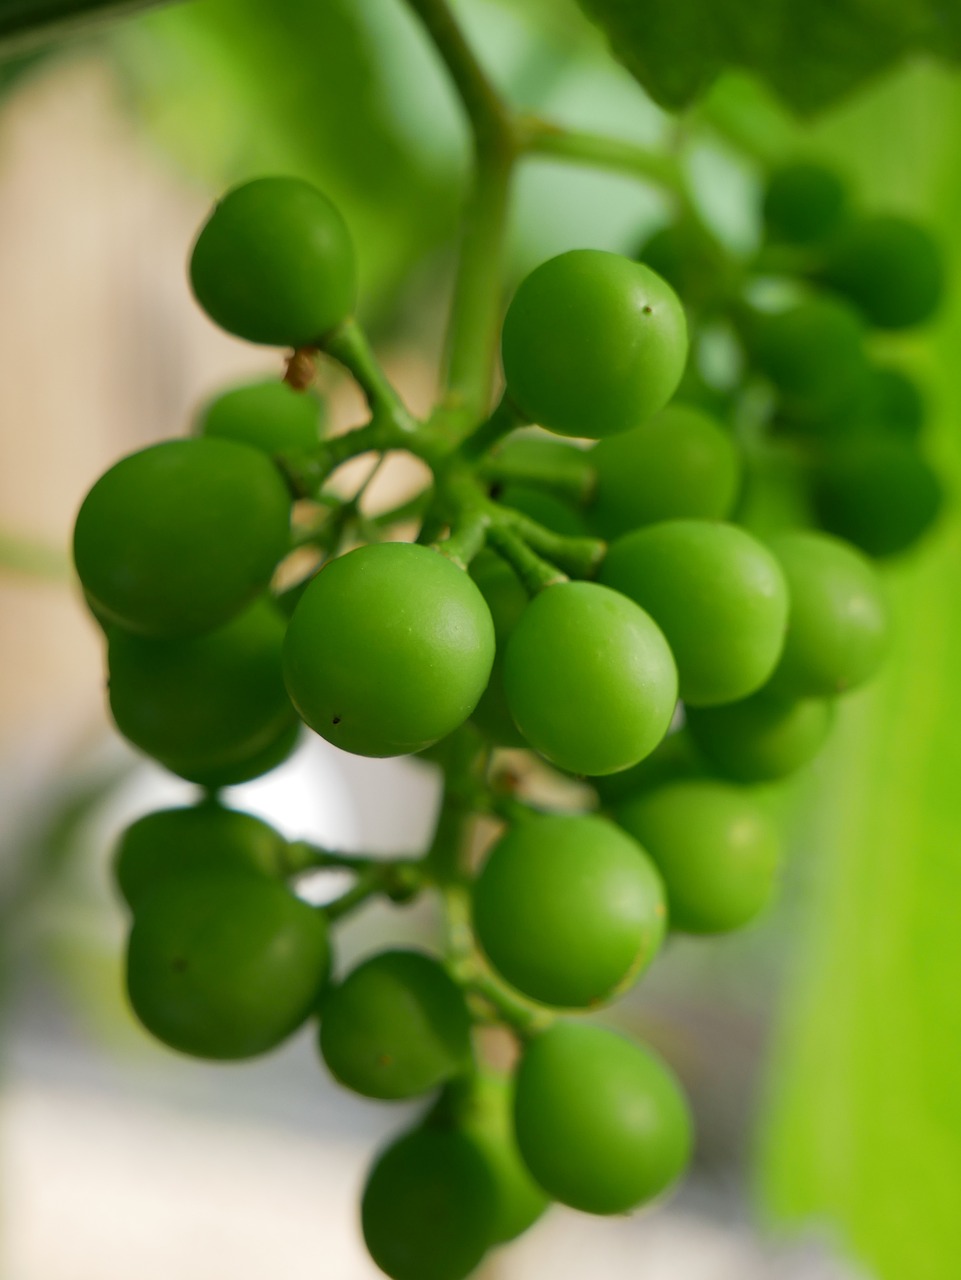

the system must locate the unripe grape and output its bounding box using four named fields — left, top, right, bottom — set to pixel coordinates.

left=108, top=598, right=296, bottom=781
left=503, top=581, right=677, bottom=776
left=473, top=814, right=666, bottom=1008
left=685, top=691, right=833, bottom=783
left=189, top=176, right=357, bottom=347
left=435, top=1072, right=549, bottom=1244
left=361, top=1128, right=495, bottom=1280
left=600, top=520, right=788, bottom=707
left=113, top=803, right=287, bottom=911
left=615, top=781, right=780, bottom=933
left=73, top=437, right=291, bottom=639
left=469, top=551, right=529, bottom=749
left=638, top=219, right=729, bottom=309
left=126, top=870, right=330, bottom=1059
left=197, top=378, right=323, bottom=454
left=812, top=436, right=942, bottom=558
left=319, top=950, right=471, bottom=1100
left=767, top=530, right=889, bottom=697
left=283, top=543, right=495, bottom=758
left=590, top=730, right=705, bottom=806
left=490, top=433, right=595, bottom=504
left=498, top=484, right=590, bottom=537
left=589, top=403, right=741, bottom=539
left=747, top=297, right=868, bottom=424
left=762, top=161, right=847, bottom=244
left=514, top=1022, right=691, bottom=1214
left=818, top=214, right=943, bottom=330
left=501, top=249, right=688, bottom=439
left=169, top=720, right=301, bottom=789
